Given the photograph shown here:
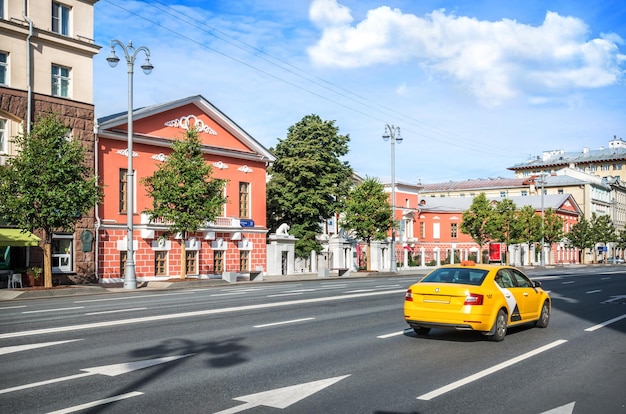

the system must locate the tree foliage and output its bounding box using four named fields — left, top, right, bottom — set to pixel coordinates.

left=0, top=114, right=101, bottom=287
left=141, top=127, right=226, bottom=278
left=460, top=193, right=495, bottom=262
left=340, top=177, right=393, bottom=270
left=266, top=114, right=353, bottom=258
left=567, top=214, right=594, bottom=263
